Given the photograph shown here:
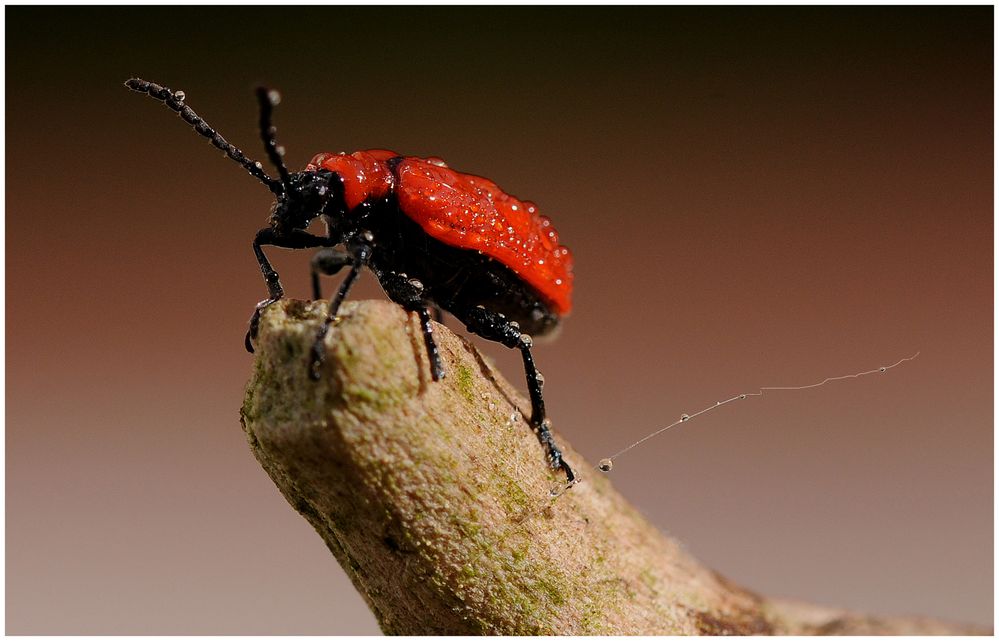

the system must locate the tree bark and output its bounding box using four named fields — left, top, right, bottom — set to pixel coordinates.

left=240, top=299, right=984, bottom=635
